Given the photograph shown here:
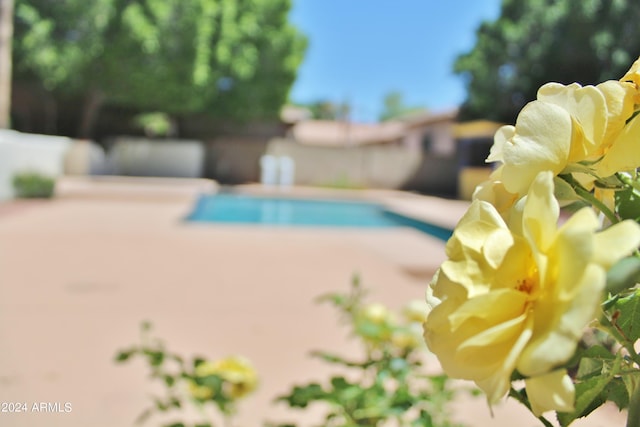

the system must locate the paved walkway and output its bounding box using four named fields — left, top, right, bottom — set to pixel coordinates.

left=0, top=177, right=625, bottom=427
